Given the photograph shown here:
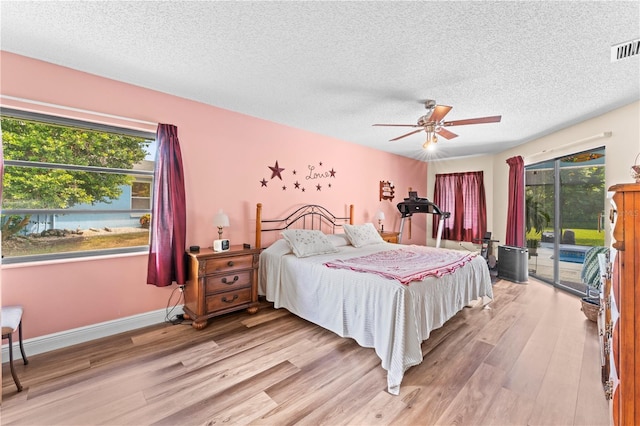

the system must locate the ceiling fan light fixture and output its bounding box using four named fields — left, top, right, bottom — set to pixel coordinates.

left=423, top=130, right=437, bottom=150
left=374, top=100, right=501, bottom=147
left=423, top=138, right=436, bottom=151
